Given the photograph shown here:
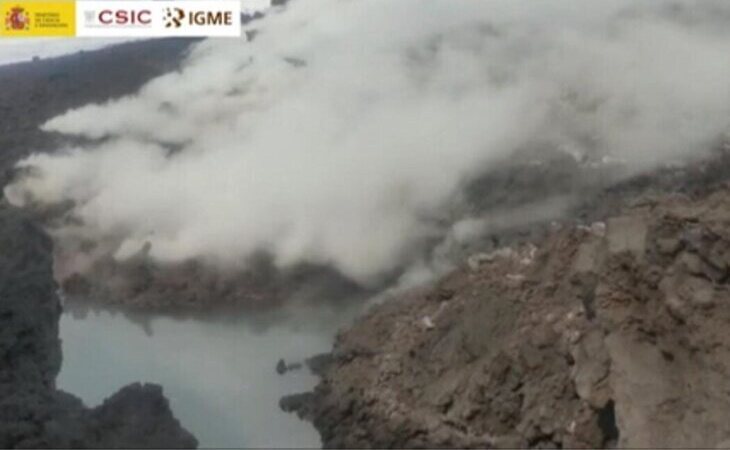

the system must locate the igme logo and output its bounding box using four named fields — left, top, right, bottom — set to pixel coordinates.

left=163, top=7, right=184, bottom=28
left=164, top=7, right=233, bottom=28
